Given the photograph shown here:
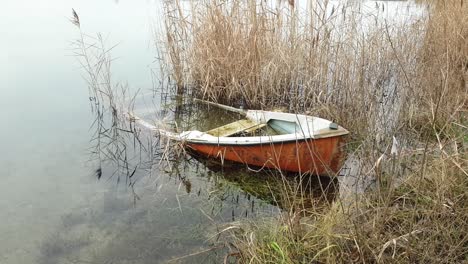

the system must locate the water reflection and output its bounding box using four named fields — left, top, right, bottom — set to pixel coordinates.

left=39, top=92, right=339, bottom=263
left=127, top=95, right=339, bottom=213
left=1, top=0, right=347, bottom=263
left=189, top=152, right=339, bottom=211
